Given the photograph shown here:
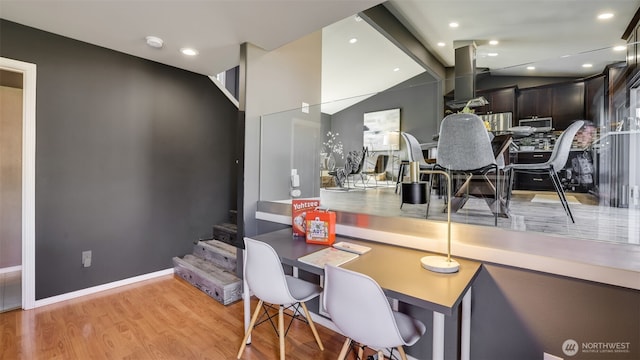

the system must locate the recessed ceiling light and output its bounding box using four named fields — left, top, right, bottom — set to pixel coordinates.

left=582, top=63, right=593, bottom=68
left=180, top=47, right=199, bottom=56
left=449, top=22, right=459, bottom=28
left=613, top=45, right=627, bottom=51
left=393, top=67, right=400, bottom=72
left=145, top=36, right=164, bottom=49
left=597, top=13, right=614, bottom=20
left=489, top=40, right=499, bottom=45
left=487, top=53, right=498, bottom=57
left=527, top=66, right=535, bottom=70
left=349, top=38, right=358, bottom=44
left=437, top=42, right=445, bottom=47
